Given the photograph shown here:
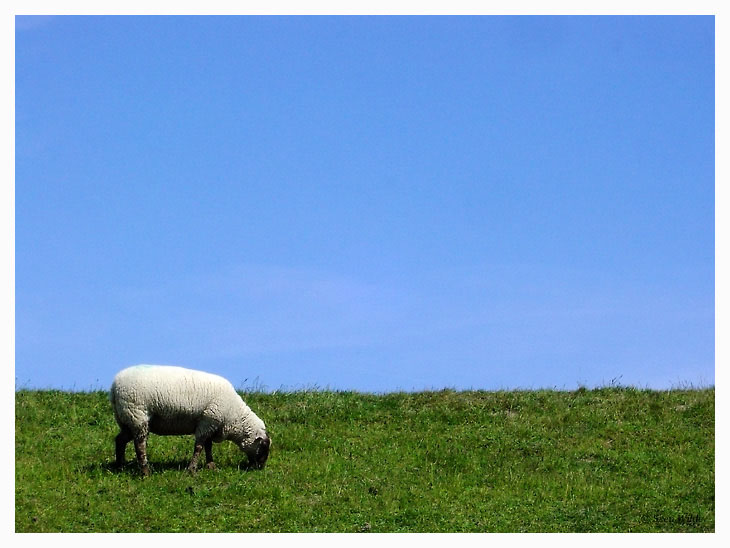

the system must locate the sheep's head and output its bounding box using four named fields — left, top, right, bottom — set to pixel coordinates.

left=239, top=430, right=270, bottom=469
